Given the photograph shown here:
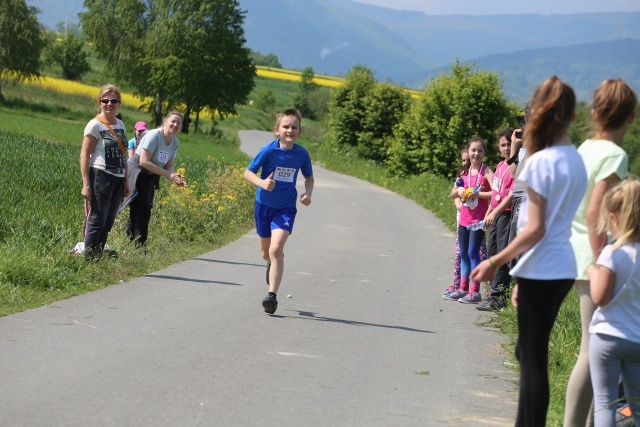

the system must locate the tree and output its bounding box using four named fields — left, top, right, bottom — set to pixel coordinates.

left=81, top=0, right=255, bottom=133
left=254, top=89, right=276, bottom=113
left=307, top=86, right=331, bottom=121
left=327, top=65, right=376, bottom=150
left=387, top=61, right=516, bottom=177
left=326, top=65, right=410, bottom=163
left=250, top=51, right=281, bottom=68
left=293, top=66, right=319, bottom=120
left=44, top=33, right=91, bottom=81
left=356, top=83, right=411, bottom=162
left=0, top=0, right=46, bottom=100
